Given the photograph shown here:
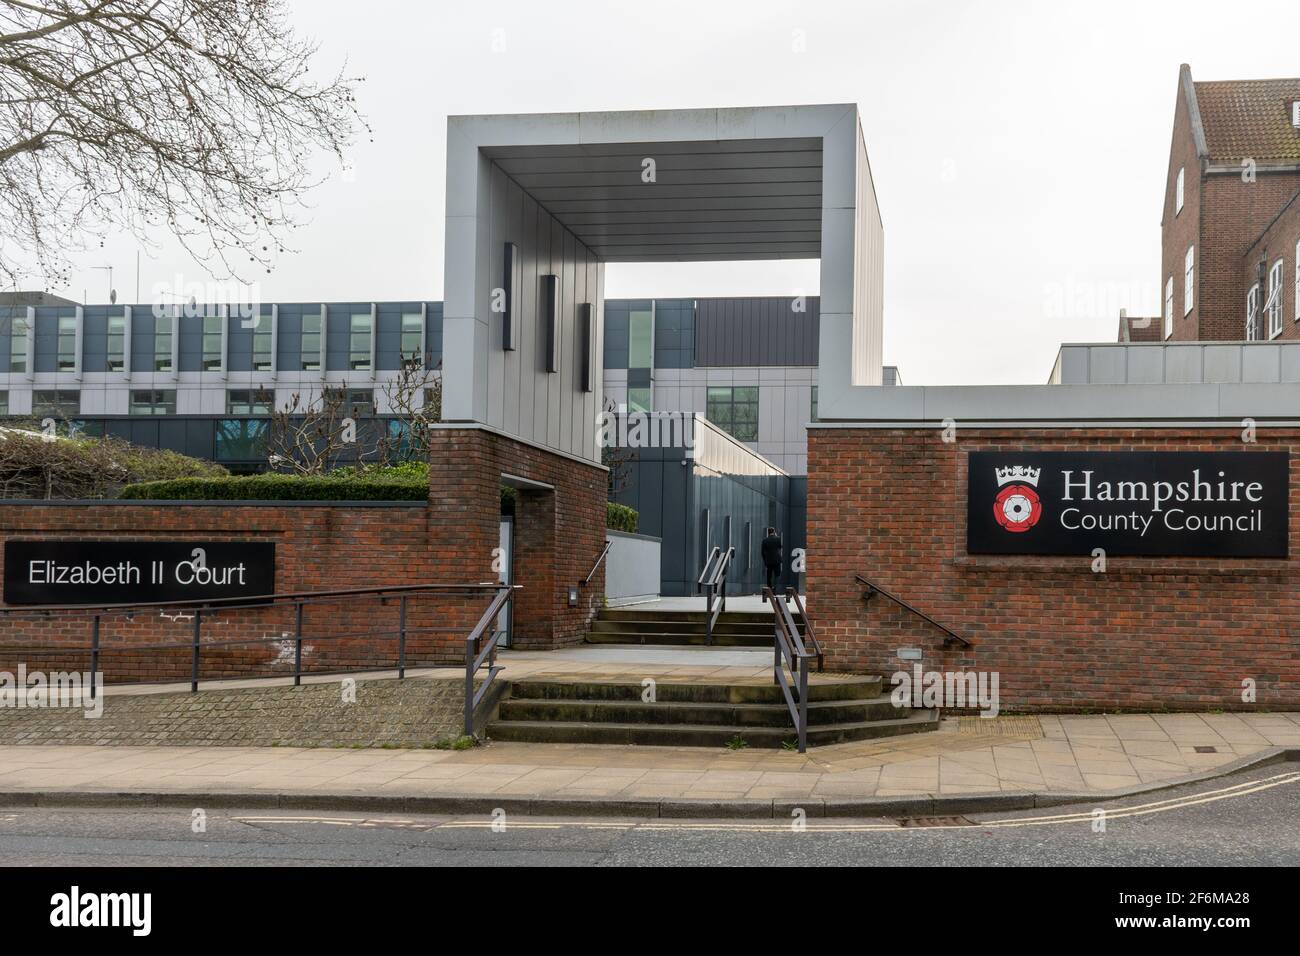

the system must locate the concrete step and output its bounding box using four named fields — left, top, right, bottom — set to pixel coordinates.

left=497, top=695, right=902, bottom=728
left=485, top=710, right=939, bottom=749
left=508, top=676, right=882, bottom=705
left=585, top=630, right=774, bottom=647
left=597, top=609, right=784, bottom=625
left=589, top=619, right=800, bottom=636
